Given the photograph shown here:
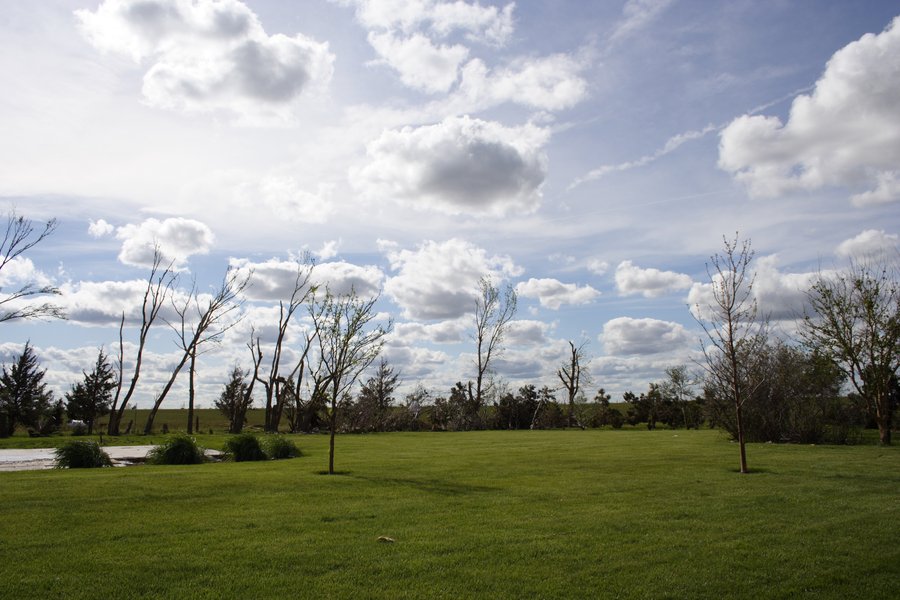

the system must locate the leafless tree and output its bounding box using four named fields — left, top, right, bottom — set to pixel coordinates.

left=801, top=256, right=900, bottom=445
left=314, top=288, right=391, bottom=474
left=143, top=267, right=250, bottom=434
left=692, top=234, right=768, bottom=474
left=470, top=277, right=517, bottom=419
left=248, top=257, right=315, bottom=432
left=0, top=210, right=65, bottom=323
left=557, top=340, right=590, bottom=428
left=108, top=248, right=177, bottom=435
